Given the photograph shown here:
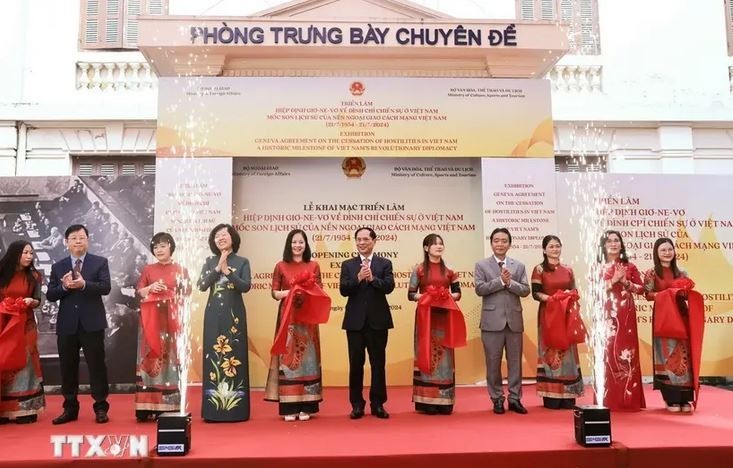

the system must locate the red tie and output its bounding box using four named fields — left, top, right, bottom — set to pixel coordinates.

left=73, top=258, right=82, bottom=279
